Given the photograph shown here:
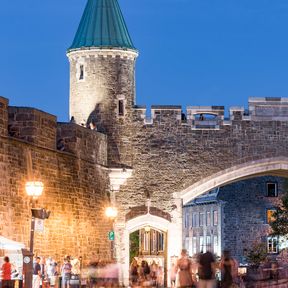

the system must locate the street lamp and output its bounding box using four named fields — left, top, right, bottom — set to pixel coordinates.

left=24, top=181, right=44, bottom=288
left=25, top=181, right=44, bottom=252
left=105, top=206, right=118, bottom=218
left=25, top=181, right=44, bottom=199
